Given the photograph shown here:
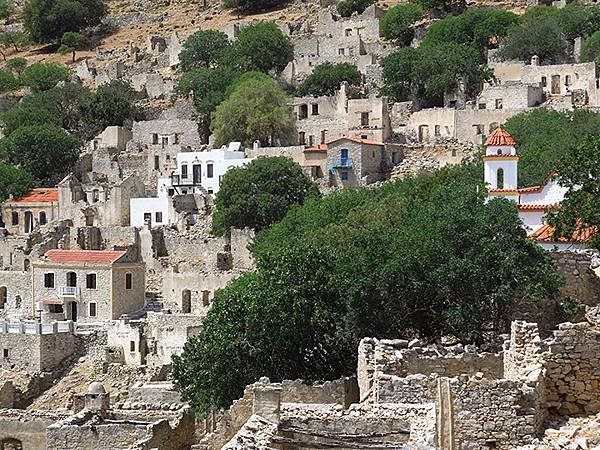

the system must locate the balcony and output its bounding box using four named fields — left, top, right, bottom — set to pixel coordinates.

left=170, top=173, right=201, bottom=186
left=59, top=286, right=80, bottom=297
left=329, top=157, right=353, bottom=173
